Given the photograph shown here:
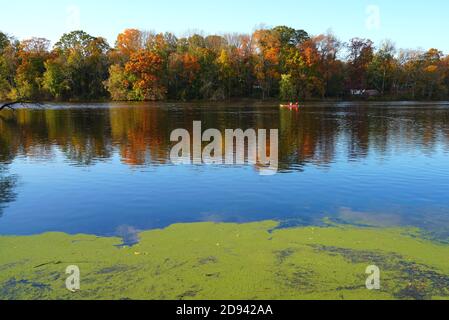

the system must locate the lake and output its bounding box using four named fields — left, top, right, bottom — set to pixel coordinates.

left=1, top=101, right=449, bottom=241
